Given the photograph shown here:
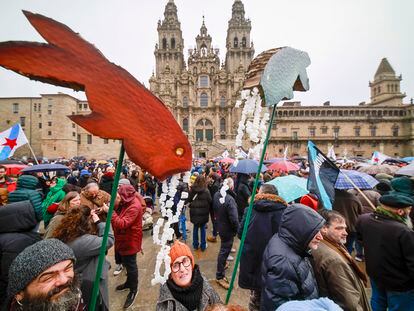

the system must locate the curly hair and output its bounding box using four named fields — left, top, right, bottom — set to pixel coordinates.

left=50, top=205, right=96, bottom=243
